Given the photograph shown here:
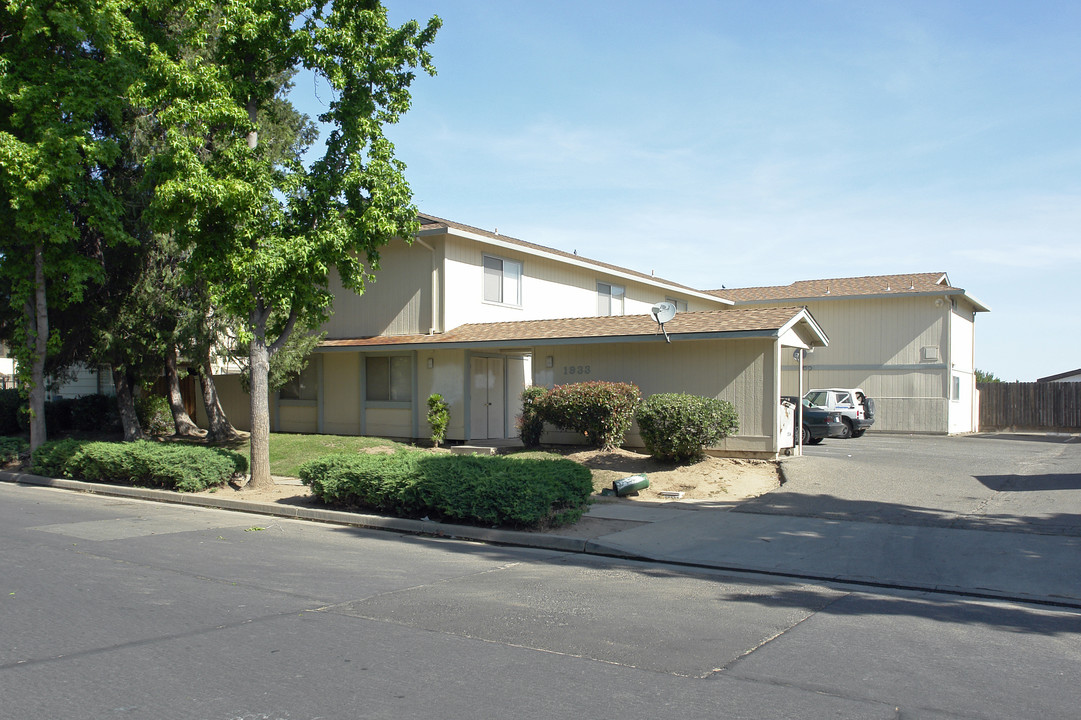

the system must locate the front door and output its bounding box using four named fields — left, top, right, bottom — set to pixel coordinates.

left=470, top=356, right=505, bottom=439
